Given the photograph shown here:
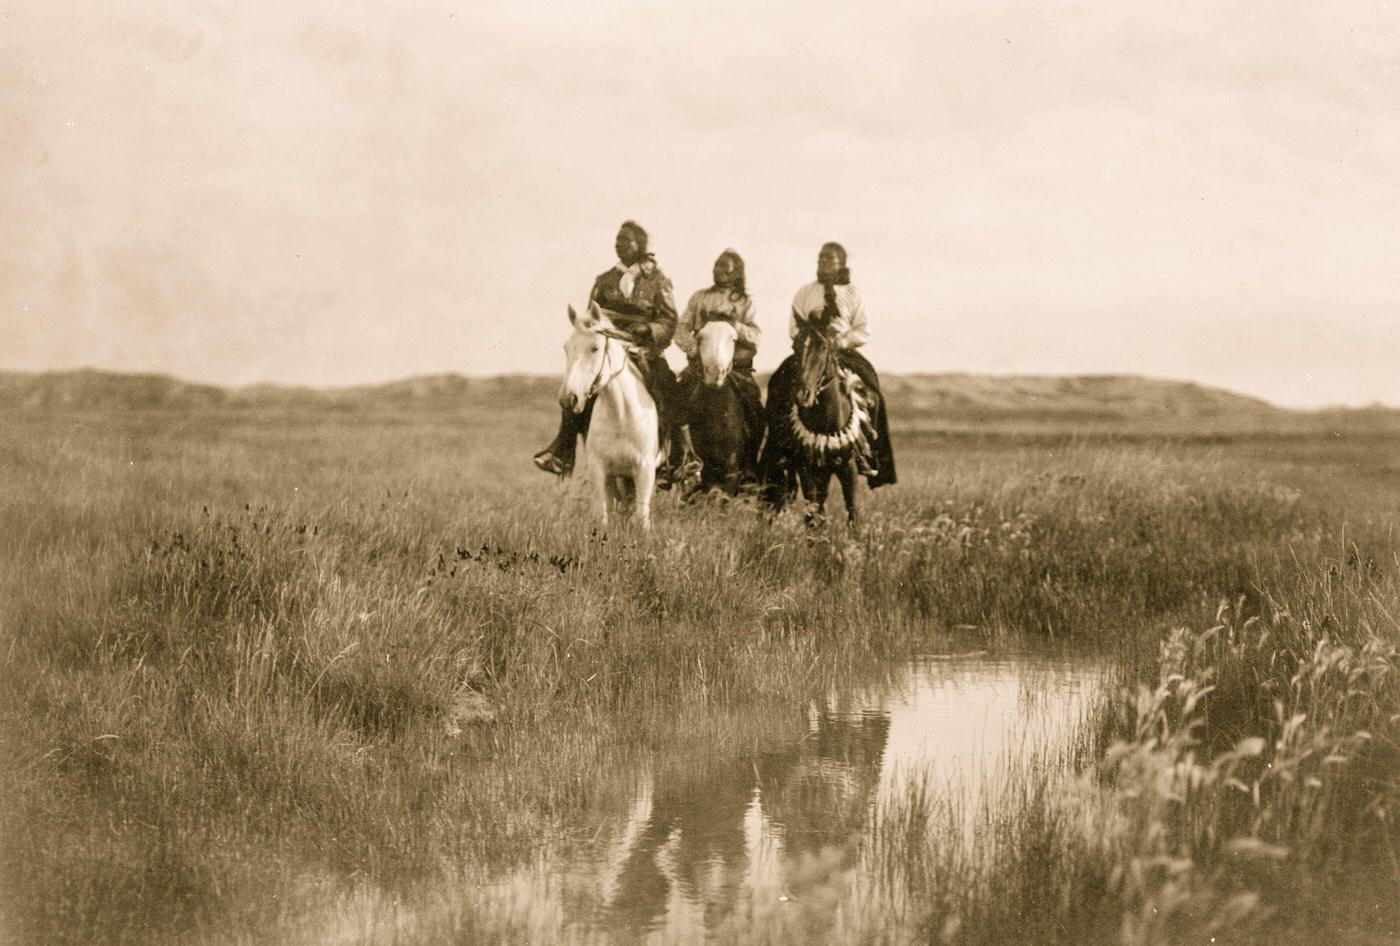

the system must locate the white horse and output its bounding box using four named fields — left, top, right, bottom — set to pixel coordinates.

left=560, top=302, right=661, bottom=529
